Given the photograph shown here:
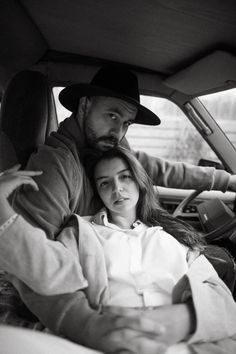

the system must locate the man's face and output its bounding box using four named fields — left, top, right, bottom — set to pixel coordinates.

left=83, top=96, right=137, bottom=151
